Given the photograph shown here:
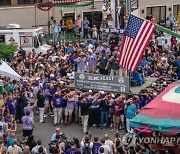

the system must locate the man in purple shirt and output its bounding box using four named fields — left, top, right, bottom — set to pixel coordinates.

left=24, top=102, right=36, bottom=119
left=87, top=49, right=97, bottom=73
left=6, top=96, right=16, bottom=116
left=92, top=137, right=101, bottom=154
left=21, top=111, right=34, bottom=137
left=66, top=141, right=78, bottom=154
left=76, top=53, right=87, bottom=72
left=51, top=91, right=64, bottom=126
